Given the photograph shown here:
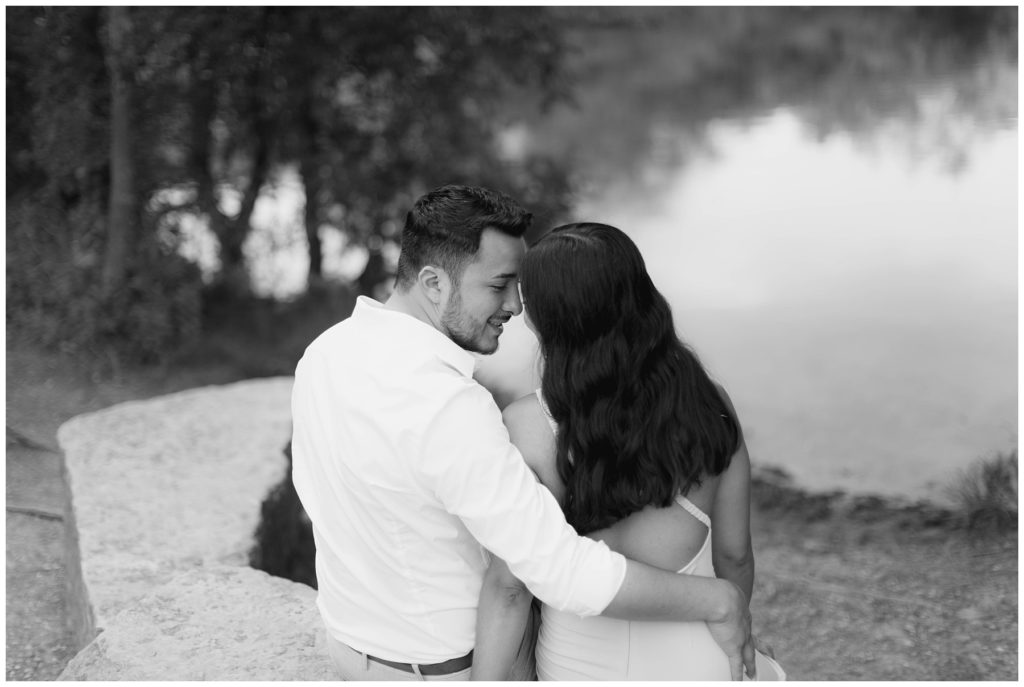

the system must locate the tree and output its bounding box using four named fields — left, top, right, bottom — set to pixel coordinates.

left=152, top=7, right=573, bottom=293
left=7, top=6, right=203, bottom=362
left=101, top=6, right=135, bottom=294
left=7, top=6, right=577, bottom=357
